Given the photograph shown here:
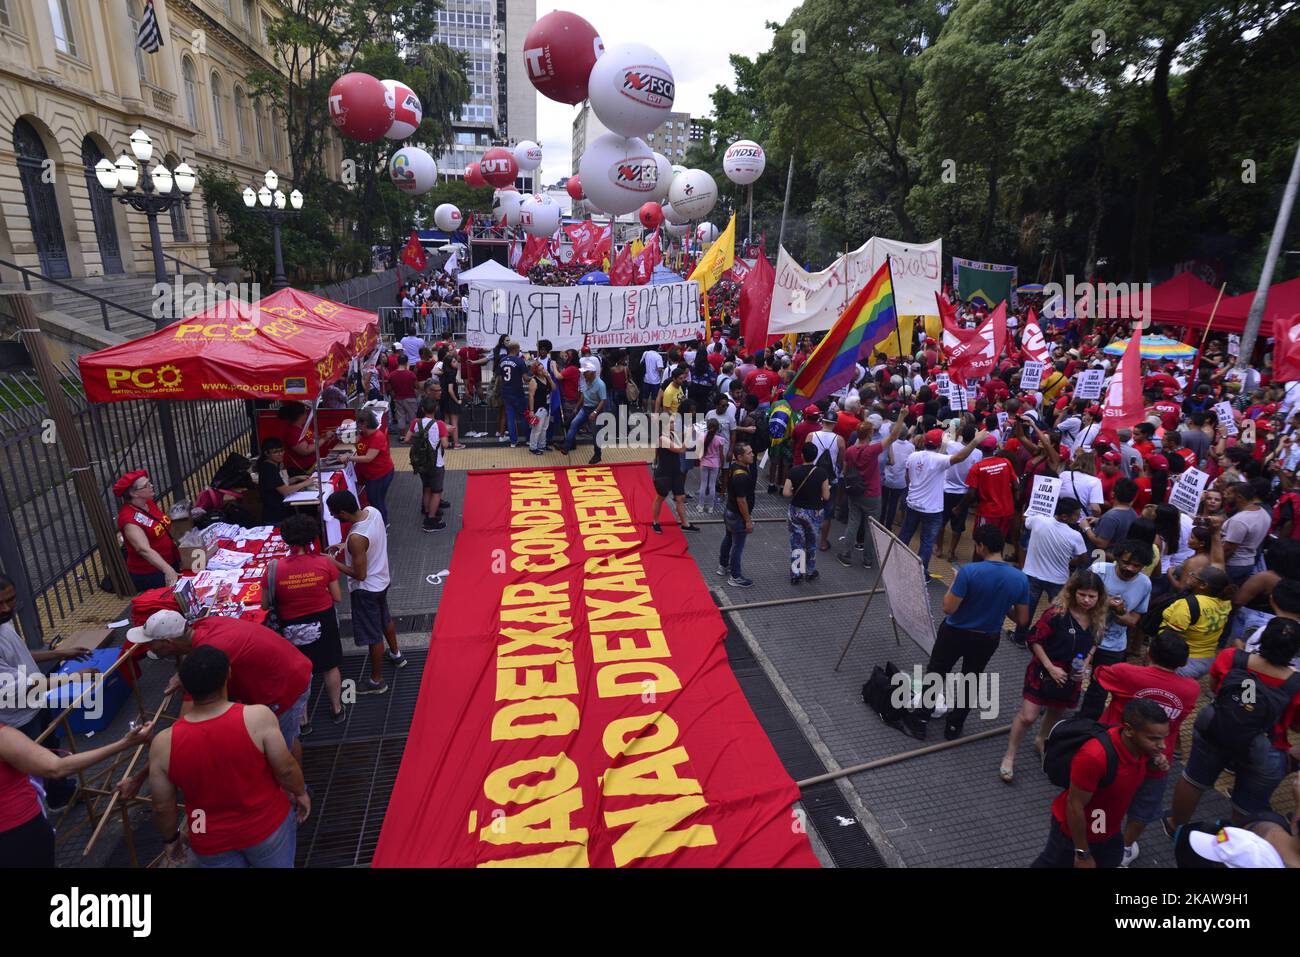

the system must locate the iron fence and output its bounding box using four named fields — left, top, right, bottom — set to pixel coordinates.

left=375, top=306, right=468, bottom=340
left=312, top=269, right=401, bottom=313
left=0, top=362, right=250, bottom=642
